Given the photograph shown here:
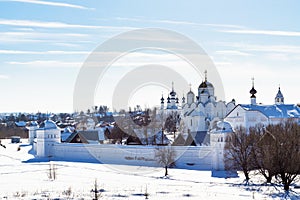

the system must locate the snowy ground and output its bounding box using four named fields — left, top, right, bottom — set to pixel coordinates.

left=0, top=139, right=299, bottom=200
